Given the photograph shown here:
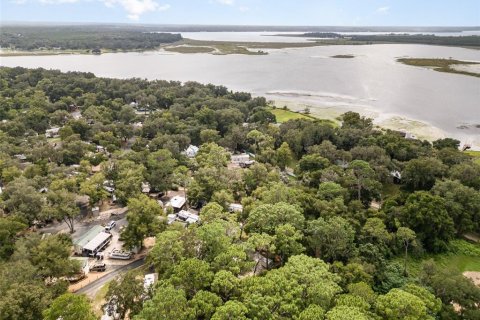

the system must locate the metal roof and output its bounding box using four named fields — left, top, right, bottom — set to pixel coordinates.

left=170, top=196, right=186, bottom=209
left=74, top=225, right=104, bottom=248
left=83, top=232, right=112, bottom=252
